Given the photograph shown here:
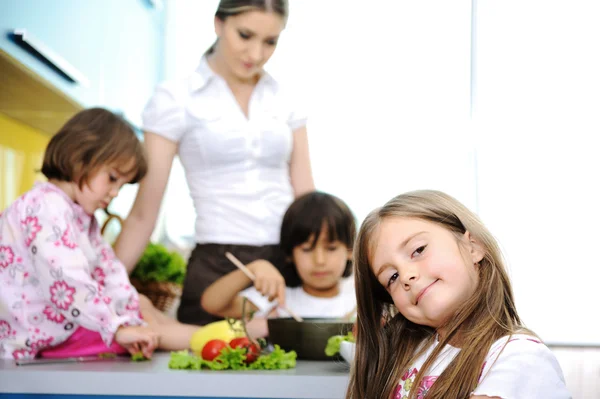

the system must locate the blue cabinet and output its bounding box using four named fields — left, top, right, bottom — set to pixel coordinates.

left=0, top=0, right=165, bottom=126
